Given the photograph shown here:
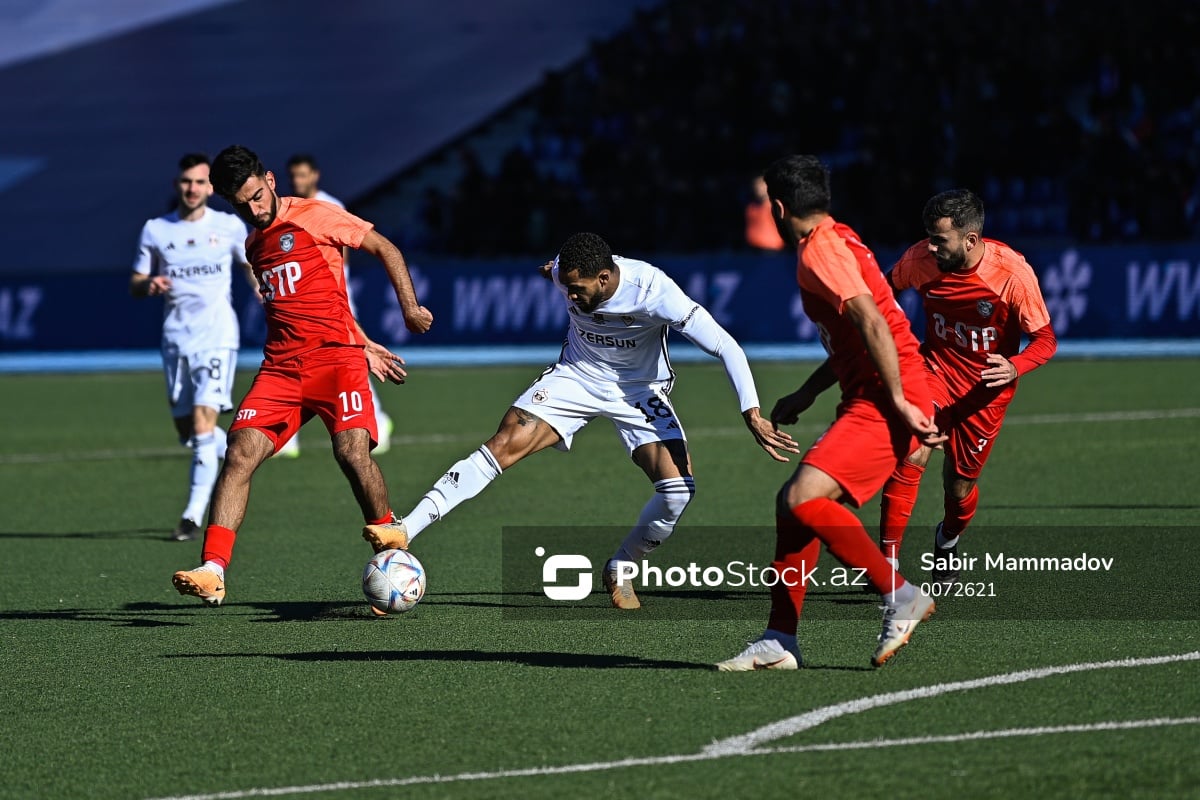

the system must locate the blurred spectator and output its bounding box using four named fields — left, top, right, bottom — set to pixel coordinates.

left=745, top=175, right=785, bottom=251
left=409, top=0, right=1198, bottom=255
